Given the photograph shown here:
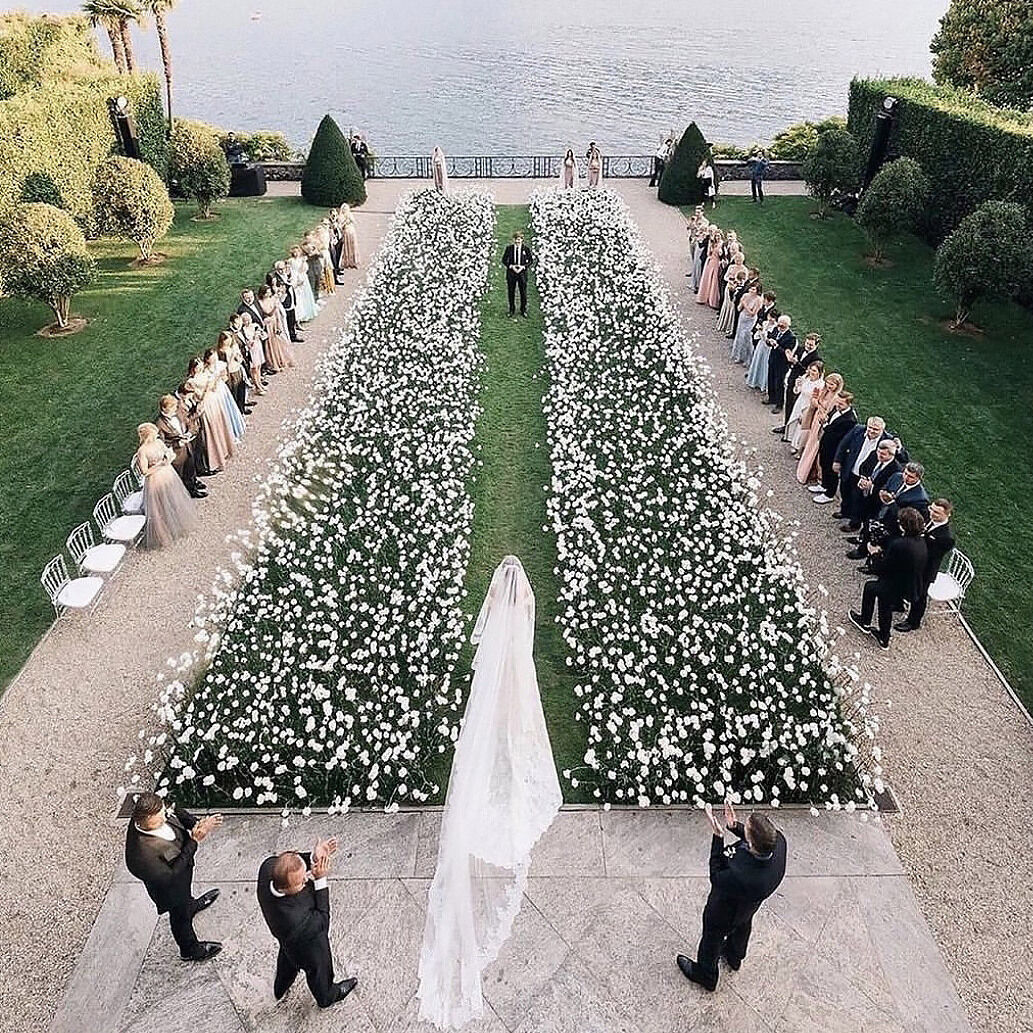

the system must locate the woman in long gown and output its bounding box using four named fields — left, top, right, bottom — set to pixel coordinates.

left=257, top=285, right=295, bottom=371
left=218, top=330, right=248, bottom=414
left=289, top=246, right=318, bottom=323
left=695, top=231, right=722, bottom=308
left=586, top=143, right=603, bottom=188
left=731, top=285, right=764, bottom=365
left=690, top=218, right=708, bottom=293
left=432, top=146, right=449, bottom=193
left=315, top=222, right=336, bottom=295
left=746, top=314, right=777, bottom=390
left=236, top=312, right=266, bottom=396
left=698, top=159, right=717, bottom=209
left=136, top=423, right=197, bottom=549
left=186, top=357, right=234, bottom=472
left=784, top=362, right=825, bottom=447
left=338, top=204, right=359, bottom=269
left=559, top=147, right=578, bottom=189
left=718, top=270, right=746, bottom=337
left=205, top=347, right=245, bottom=440
left=795, top=373, right=844, bottom=480
left=303, top=237, right=323, bottom=305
